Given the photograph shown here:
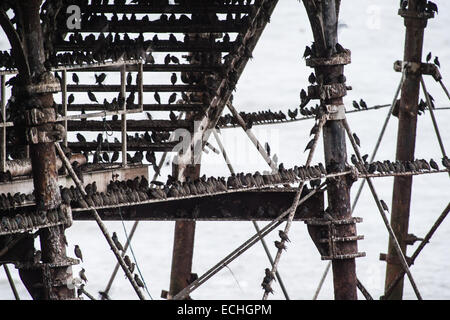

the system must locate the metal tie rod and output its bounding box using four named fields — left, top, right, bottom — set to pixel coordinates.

left=212, top=129, right=290, bottom=300
left=342, top=118, right=422, bottom=300
left=55, top=142, right=146, bottom=300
